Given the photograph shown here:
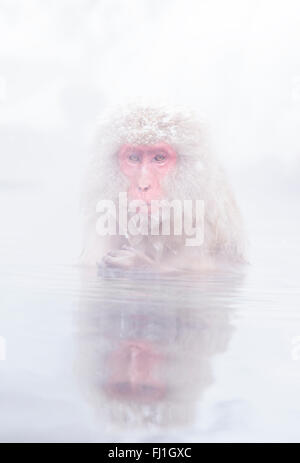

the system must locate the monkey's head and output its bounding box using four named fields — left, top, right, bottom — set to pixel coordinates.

left=85, top=104, right=213, bottom=207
